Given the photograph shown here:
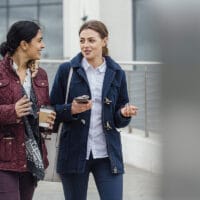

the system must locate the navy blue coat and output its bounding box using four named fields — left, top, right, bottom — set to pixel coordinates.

left=50, top=53, right=131, bottom=174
